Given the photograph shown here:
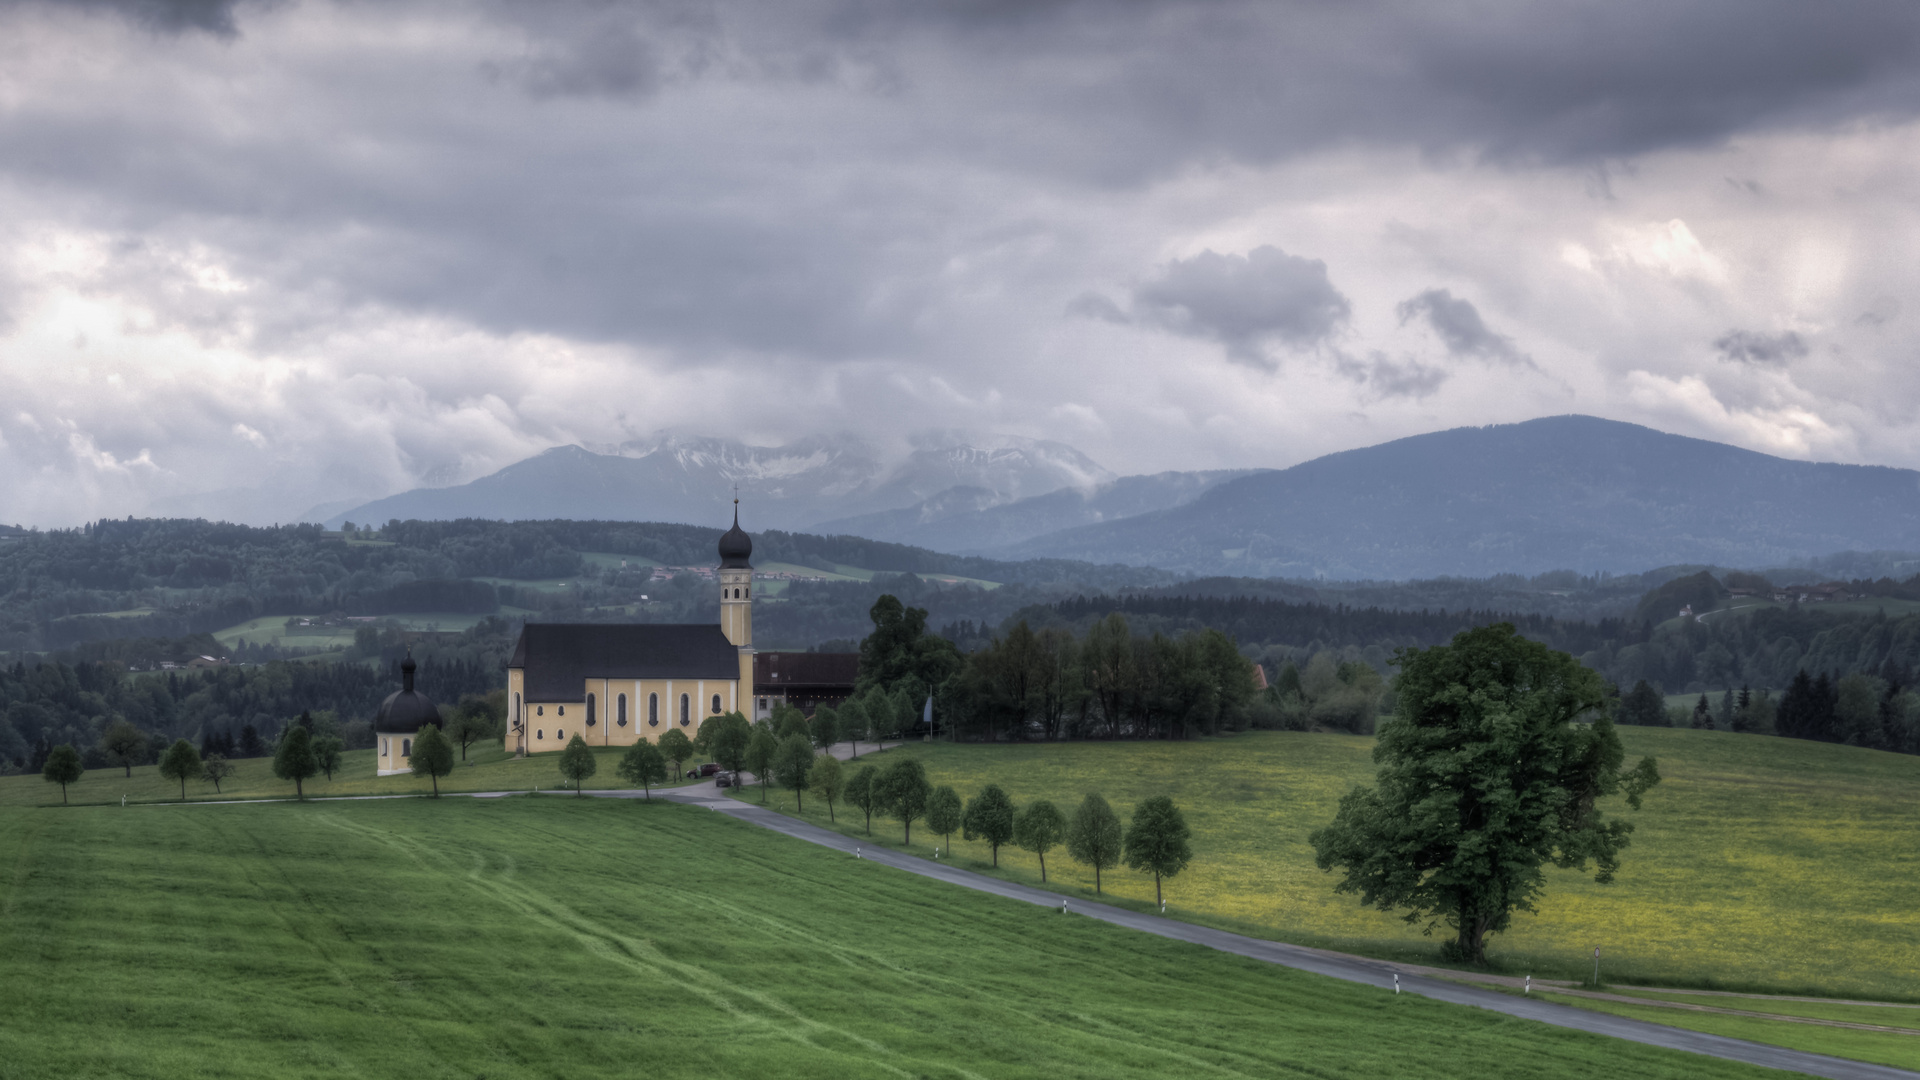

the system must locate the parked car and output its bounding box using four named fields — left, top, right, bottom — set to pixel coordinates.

left=688, top=762, right=721, bottom=778
left=714, top=771, right=736, bottom=788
